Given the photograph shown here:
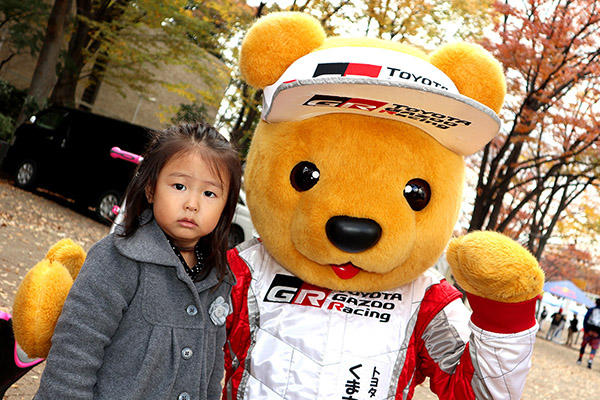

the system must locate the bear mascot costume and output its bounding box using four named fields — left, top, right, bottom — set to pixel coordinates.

left=223, top=12, right=544, bottom=400
left=5, top=11, right=544, bottom=400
